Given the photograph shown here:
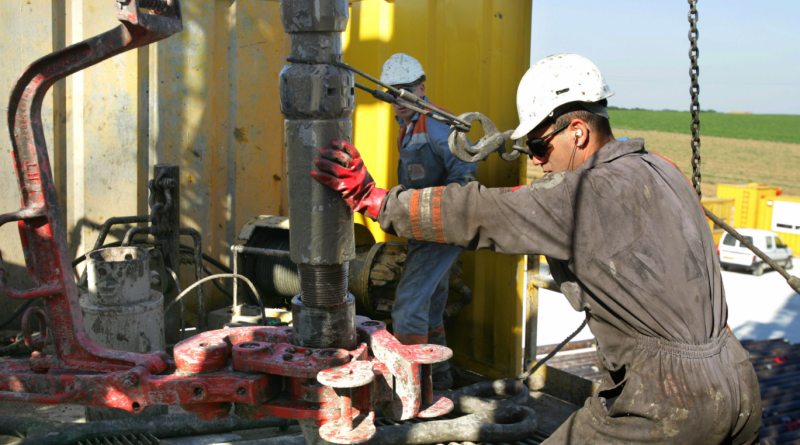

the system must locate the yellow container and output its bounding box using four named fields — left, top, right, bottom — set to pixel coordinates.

left=756, top=195, right=800, bottom=254
left=344, top=1, right=532, bottom=379
left=717, top=183, right=782, bottom=229
left=701, top=197, right=735, bottom=245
